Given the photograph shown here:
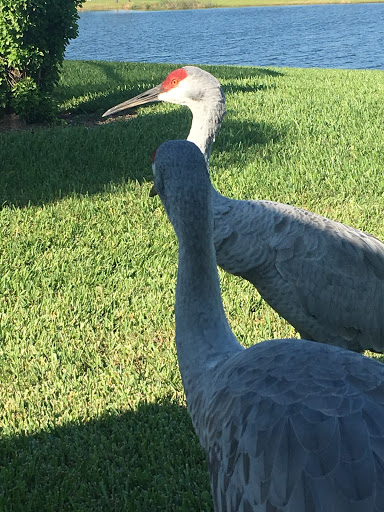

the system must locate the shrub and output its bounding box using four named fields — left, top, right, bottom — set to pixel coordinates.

left=0, top=0, right=83, bottom=122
